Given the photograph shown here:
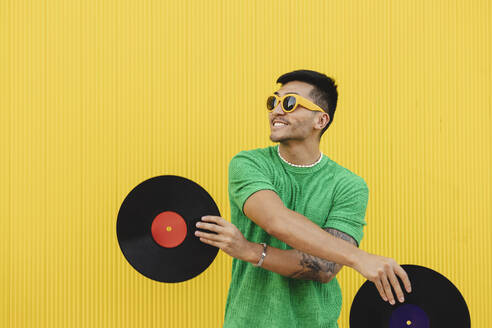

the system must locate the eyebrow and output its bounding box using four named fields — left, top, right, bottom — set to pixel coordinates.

left=274, top=91, right=300, bottom=96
